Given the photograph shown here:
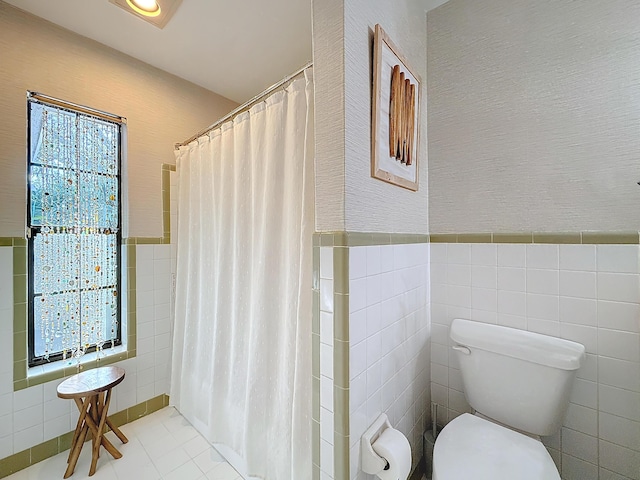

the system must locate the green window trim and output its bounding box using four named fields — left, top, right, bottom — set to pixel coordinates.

left=10, top=161, right=176, bottom=390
